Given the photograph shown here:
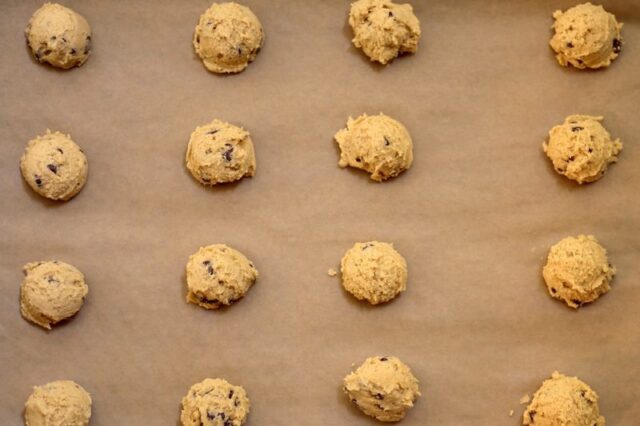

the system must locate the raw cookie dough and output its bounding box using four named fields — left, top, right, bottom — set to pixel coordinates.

left=185, top=244, right=258, bottom=309
left=20, top=130, right=88, bottom=201
left=20, top=260, right=88, bottom=330
left=186, top=119, right=256, bottom=185
left=543, top=115, right=622, bottom=184
left=181, top=378, right=250, bottom=426
left=343, top=356, right=420, bottom=422
left=25, top=380, right=92, bottom=426
left=193, top=2, right=264, bottom=74
left=334, top=113, right=413, bottom=181
left=25, top=3, right=92, bottom=69
left=542, top=235, right=615, bottom=309
left=550, top=3, right=622, bottom=69
left=523, top=371, right=605, bottom=426
left=340, top=241, right=407, bottom=304
left=349, top=0, right=421, bottom=64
